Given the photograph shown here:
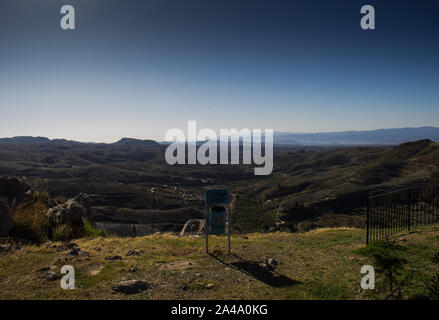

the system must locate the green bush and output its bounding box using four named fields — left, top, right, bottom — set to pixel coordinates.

left=11, top=199, right=49, bottom=243
left=51, top=220, right=105, bottom=241
left=11, top=196, right=104, bottom=242
left=357, top=240, right=408, bottom=297
left=83, top=220, right=106, bottom=238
